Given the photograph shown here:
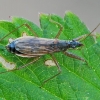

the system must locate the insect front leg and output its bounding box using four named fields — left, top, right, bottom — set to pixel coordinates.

left=63, top=51, right=86, bottom=62
left=63, top=51, right=92, bottom=68
left=0, top=23, right=38, bottom=42
left=49, top=15, right=64, bottom=39
left=40, top=54, right=61, bottom=87
left=0, top=57, right=40, bottom=74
